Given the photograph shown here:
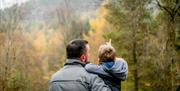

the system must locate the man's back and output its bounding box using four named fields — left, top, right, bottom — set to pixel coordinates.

left=49, top=59, right=111, bottom=91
